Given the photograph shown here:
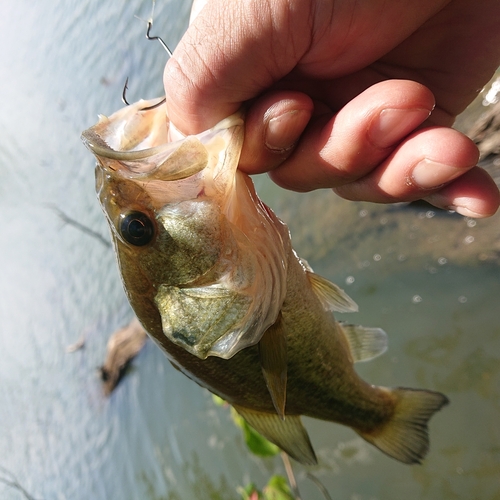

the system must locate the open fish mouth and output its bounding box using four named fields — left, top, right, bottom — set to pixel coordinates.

left=82, top=98, right=289, bottom=360
left=81, top=98, right=244, bottom=181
